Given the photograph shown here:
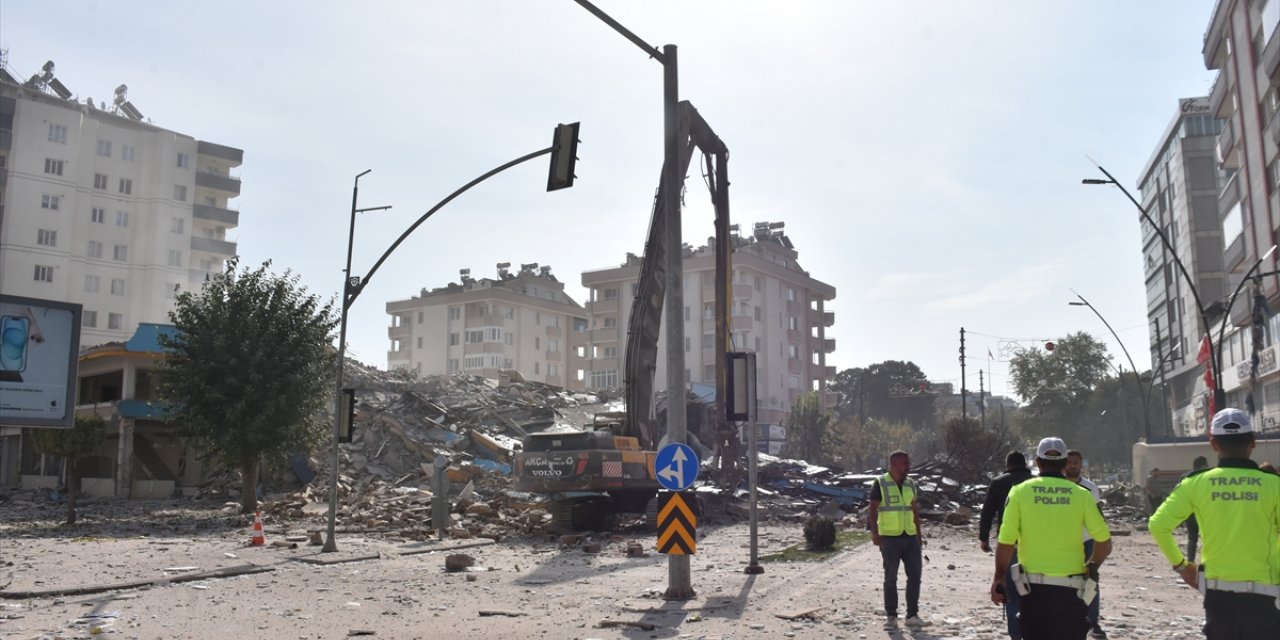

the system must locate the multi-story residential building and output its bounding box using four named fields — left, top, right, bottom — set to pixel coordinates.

left=1137, top=97, right=1227, bottom=436
left=0, top=59, right=242, bottom=349
left=580, top=222, right=836, bottom=429
left=385, top=263, right=590, bottom=389
left=1199, top=2, right=1280, bottom=435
